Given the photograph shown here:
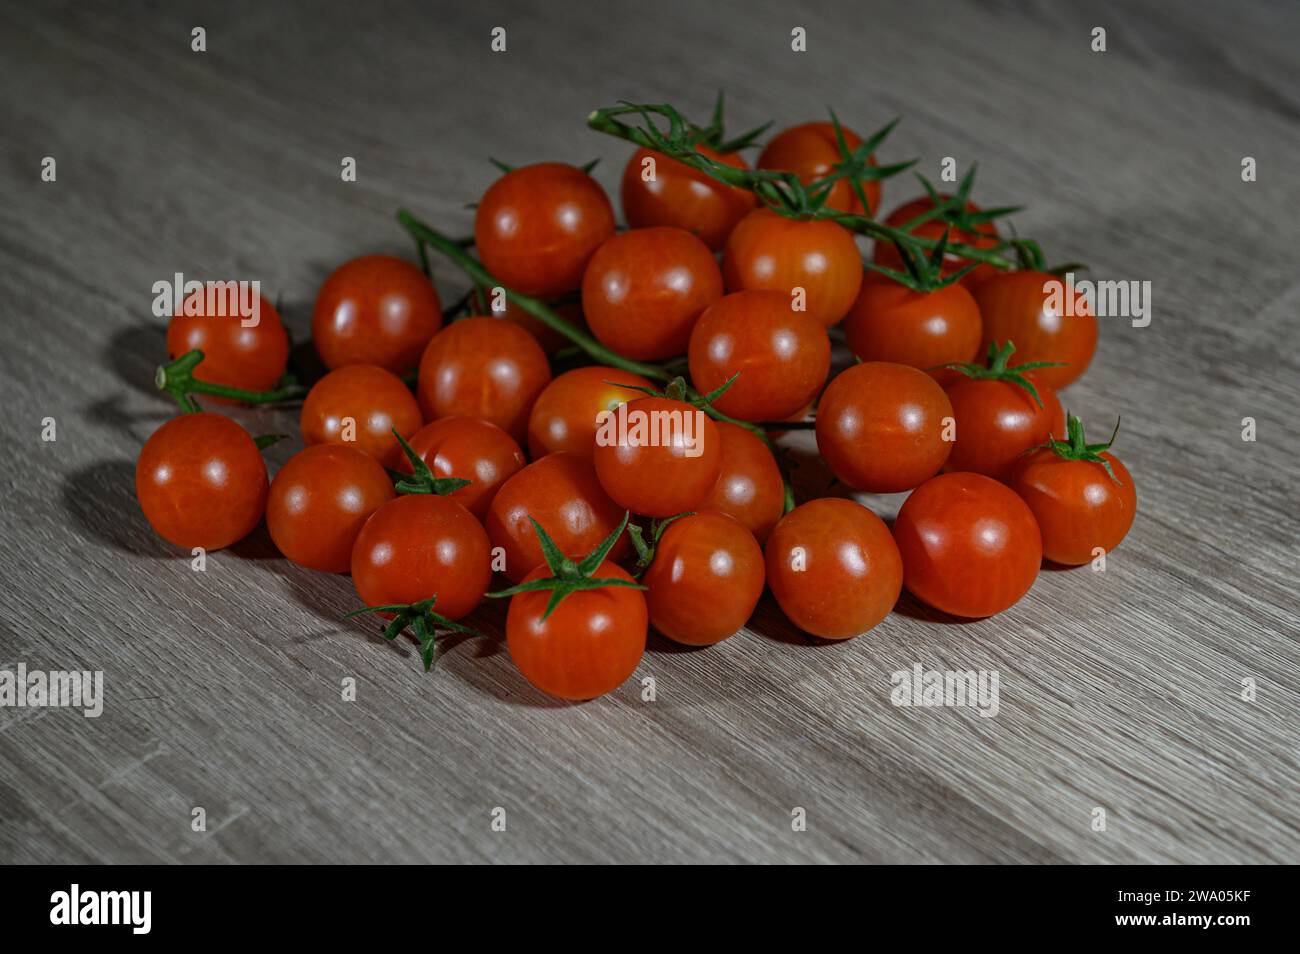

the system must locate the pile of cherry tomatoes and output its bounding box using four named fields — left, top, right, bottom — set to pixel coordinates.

left=135, top=98, right=1136, bottom=701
